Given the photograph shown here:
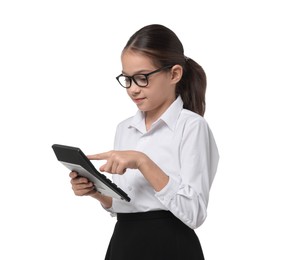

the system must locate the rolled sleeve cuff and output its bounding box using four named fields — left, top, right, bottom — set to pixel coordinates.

left=155, top=177, right=180, bottom=205
left=103, top=198, right=133, bottom=216
left=102, top=204, right=116, bottom=217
